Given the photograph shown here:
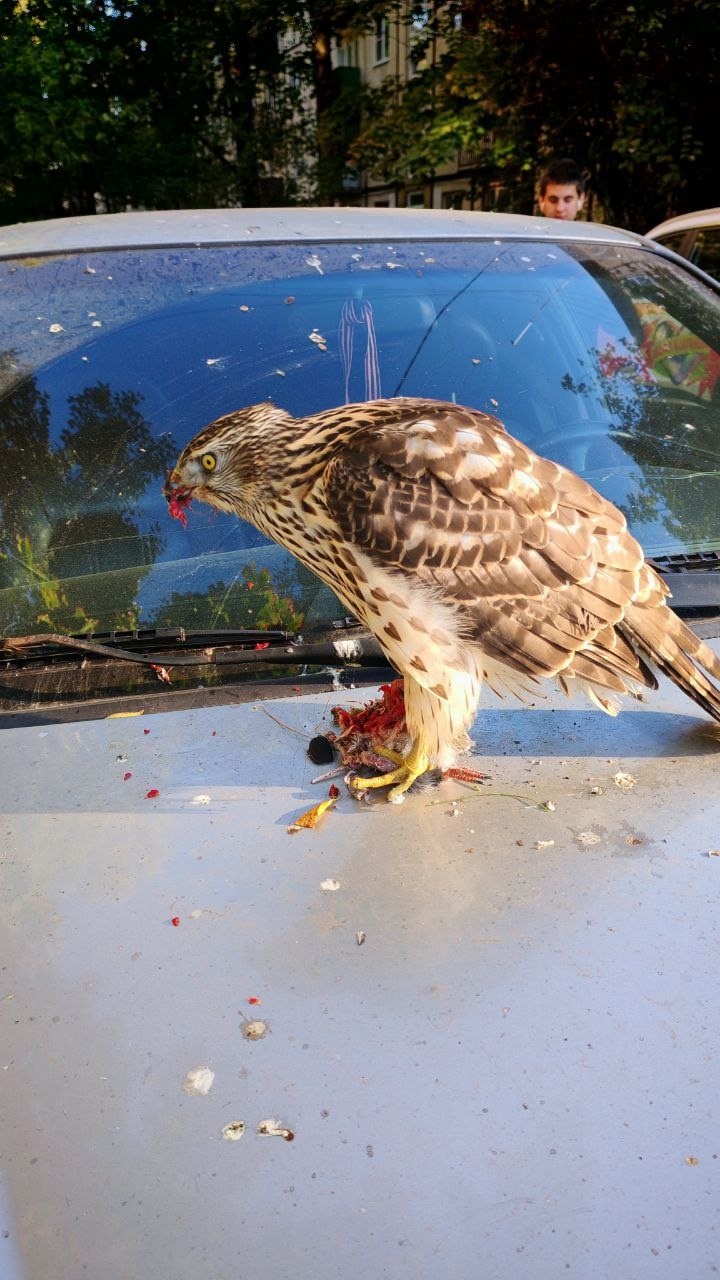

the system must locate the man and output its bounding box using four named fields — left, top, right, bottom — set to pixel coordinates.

left=537, top=158, right=586, bottom=221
